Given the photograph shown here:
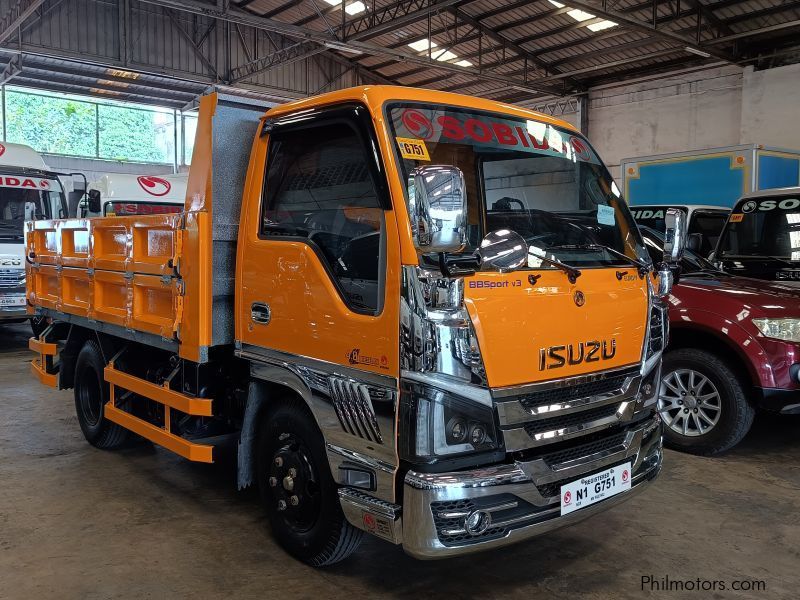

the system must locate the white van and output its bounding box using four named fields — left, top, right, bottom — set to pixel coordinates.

left=86, top=173, right=187, bottom=217
left=0, top=142, right=73, bottom=334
